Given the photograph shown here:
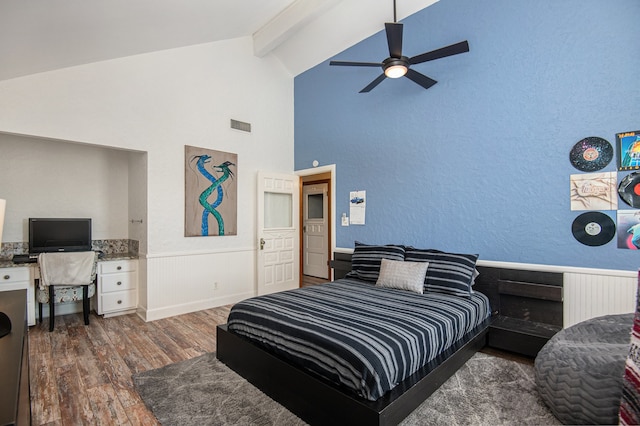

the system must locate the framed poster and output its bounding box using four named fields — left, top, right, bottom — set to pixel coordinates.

left=570, top=172, right=617, bottom=211
left=617, top=130, right=640, bottom=171
left=617, top=210, right=640, bottom=250
left=185, top=145, right=237, bottom=237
